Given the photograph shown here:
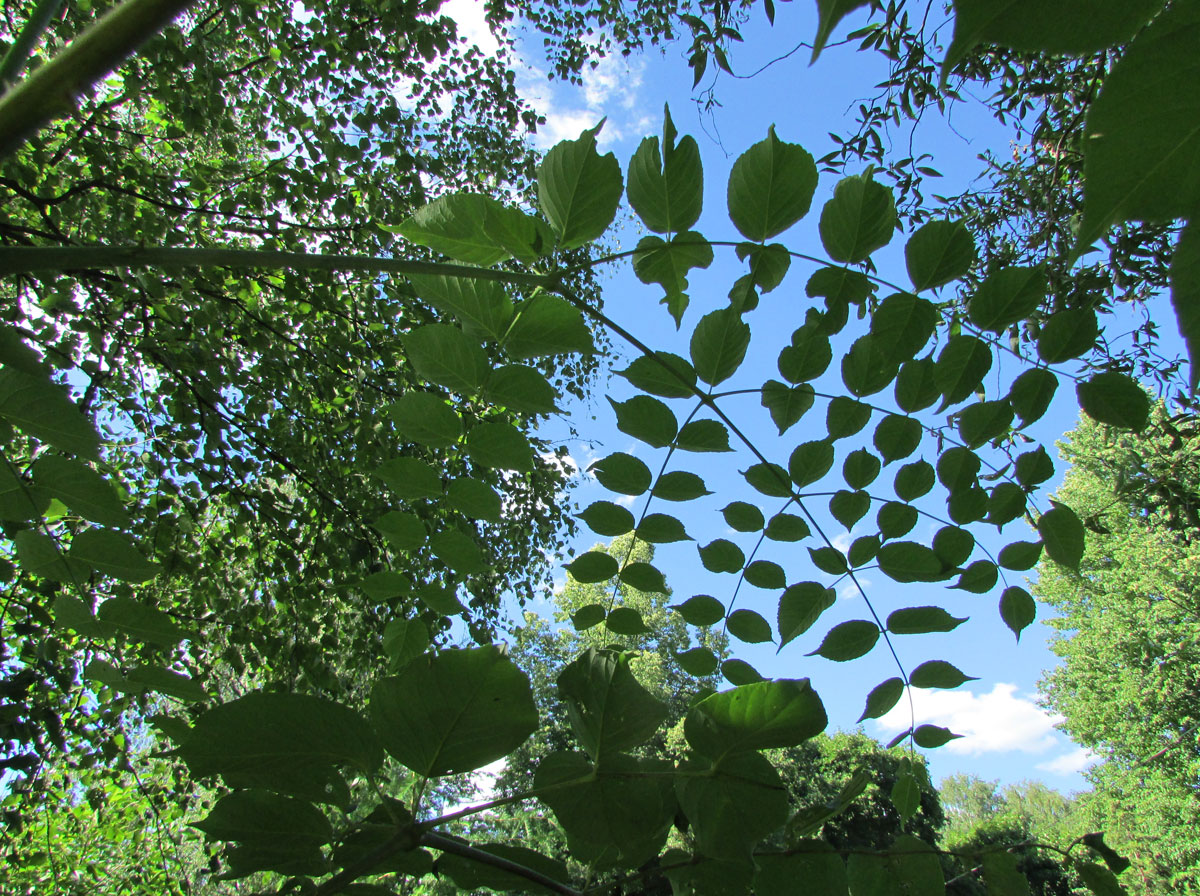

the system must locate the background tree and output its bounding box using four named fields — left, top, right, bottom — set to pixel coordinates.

left=1036, top=409, right=1200, bottom=894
